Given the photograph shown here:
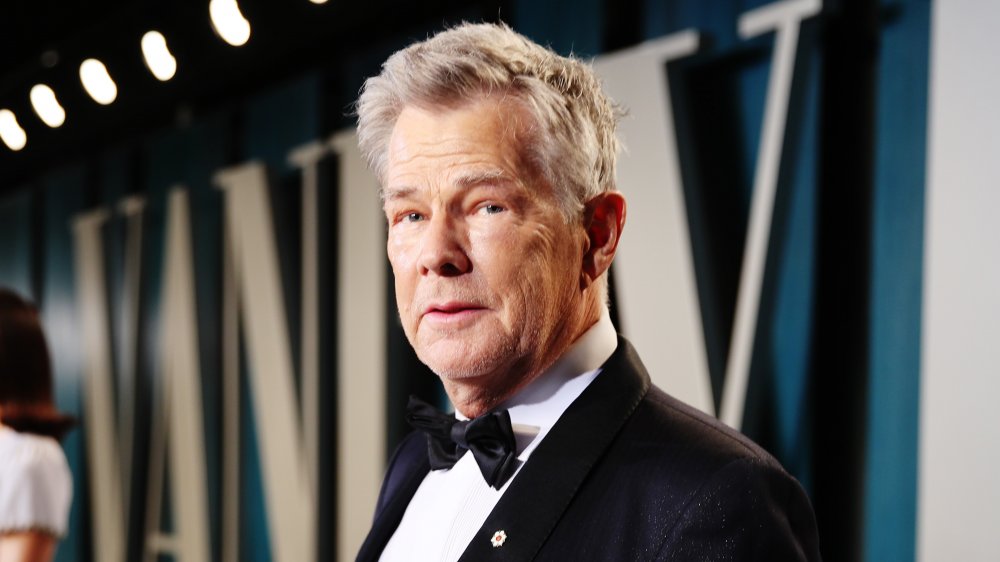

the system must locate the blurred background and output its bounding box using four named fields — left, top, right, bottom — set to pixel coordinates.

left=0, top=0, right=995, bottom=561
